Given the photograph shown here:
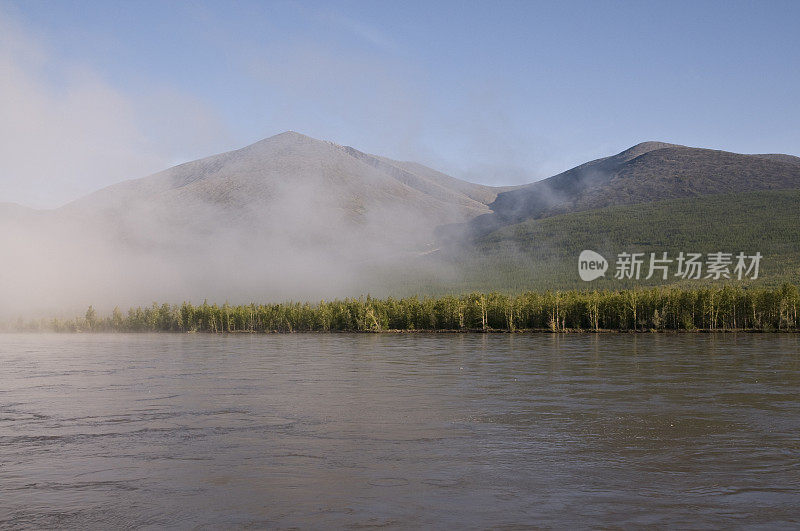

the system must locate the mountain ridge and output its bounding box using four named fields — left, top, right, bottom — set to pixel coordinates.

left=61, top=131, right=503, bottom=223
left=2, top=132, right=799, bottom=313
left=456, top=141, right=800, bottom=239
left=6, top=133, right=799, bottom=220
